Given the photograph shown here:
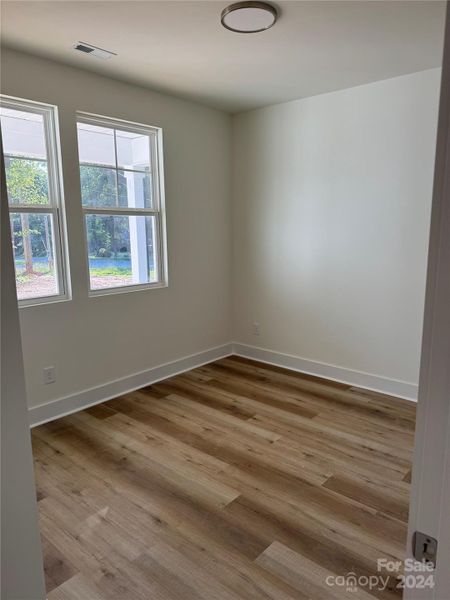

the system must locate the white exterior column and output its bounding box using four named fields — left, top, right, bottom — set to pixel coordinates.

left=127, top=171, right=148, bottom=284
